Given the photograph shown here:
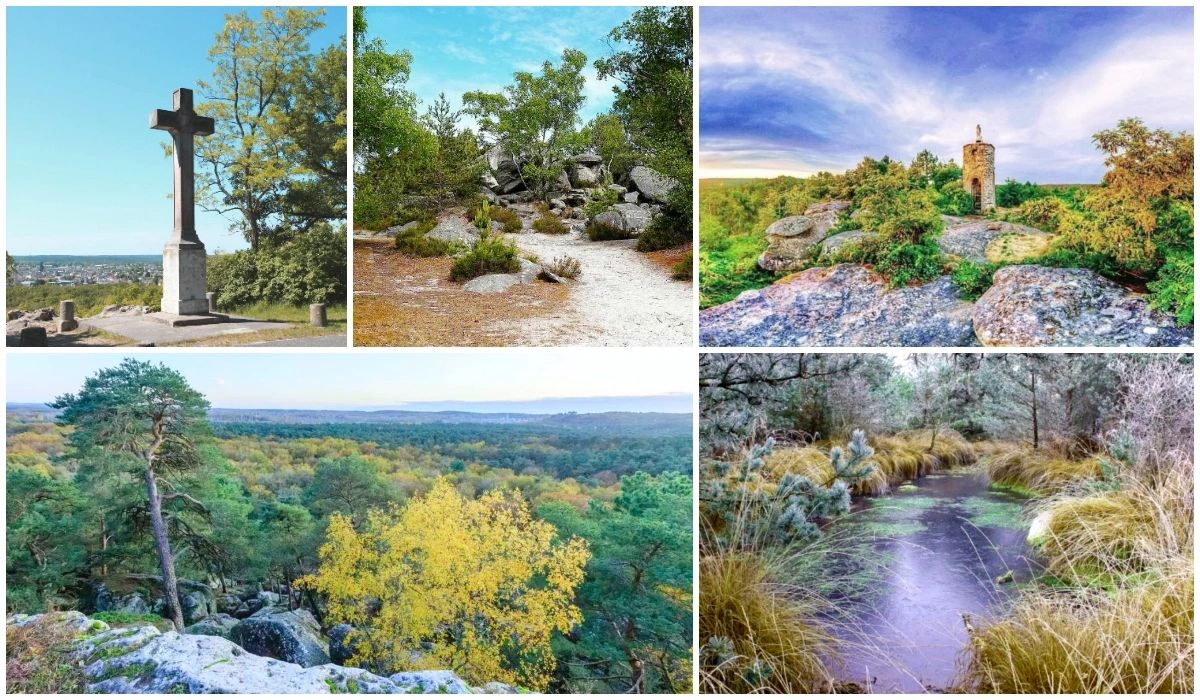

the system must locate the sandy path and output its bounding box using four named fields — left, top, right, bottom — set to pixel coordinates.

left=498, top=226, right=694, bottom=346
